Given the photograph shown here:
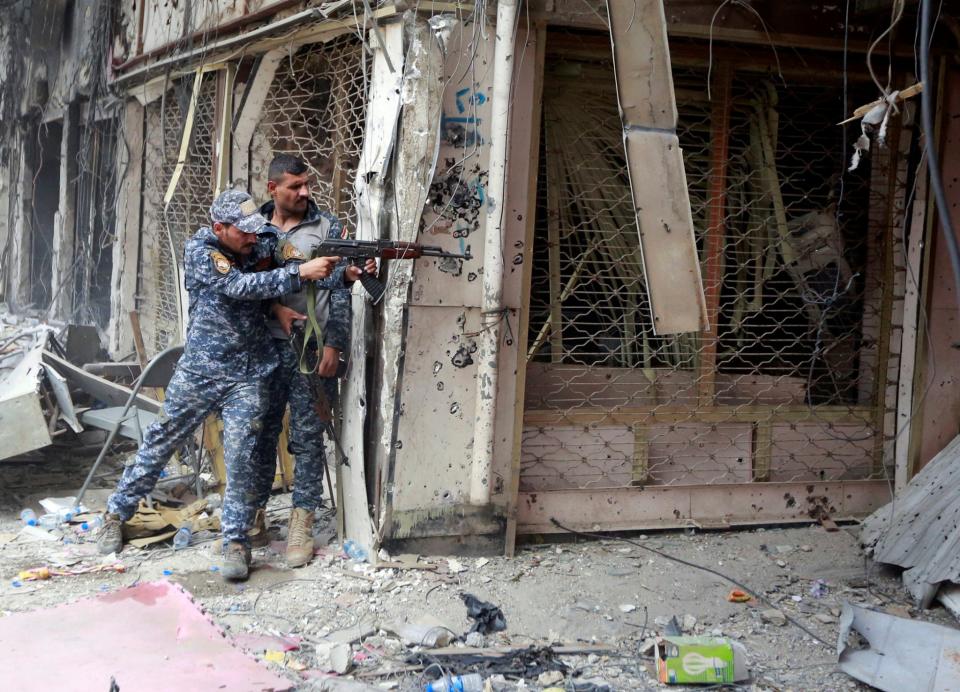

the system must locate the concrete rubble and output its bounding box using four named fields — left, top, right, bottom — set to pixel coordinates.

left=2, top=455, right=960, bottom=690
